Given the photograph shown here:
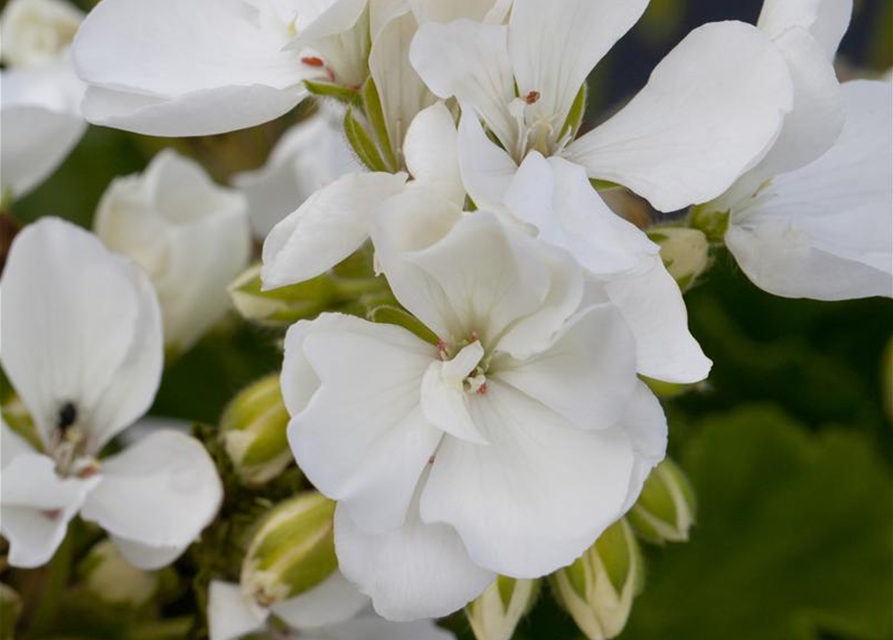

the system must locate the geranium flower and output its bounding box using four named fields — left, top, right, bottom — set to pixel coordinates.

left=0, top=218, right=223, bottom=569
